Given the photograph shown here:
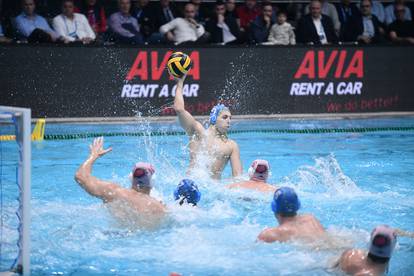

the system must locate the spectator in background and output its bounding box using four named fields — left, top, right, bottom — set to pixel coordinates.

left=108, top=0, right=143, bottom=44
left=344, top=0, right=385, bottom=44
left=384, top=0, right=412, bottom=25
left=305, top=0, right=341, bottom=34
left=160, top=3, right=207, bottom=45
left=262, top=11, right=295, bottom=45
left=0, top=23, right=13, bottom=43
left=225, top=0, right=239, bottom=23
left=206, top=0, right=239, bottom=44
left=336, top=0, right=360, bottom=35
left=248, top=3, right=275, bottom=44
left=297, top=0, right=338, bottom=45
left=131, top=0, right=153, bottom=40
left=152, top=0, right=179, bottom=31
left=367, top=0, right=385, bottom=23
left=237, top=0, right=260, bottom=32
left=389, top=3, right=414, bottom=44
left=190, top=0, right=210, bottom=25
left=53, top=0, right=96, bottom=44
left=15, top=0, right=59, bottom=43
left=80, top=0, right=107, bottom=36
